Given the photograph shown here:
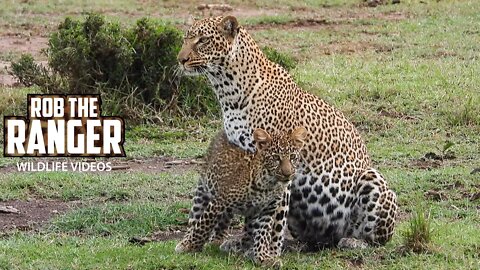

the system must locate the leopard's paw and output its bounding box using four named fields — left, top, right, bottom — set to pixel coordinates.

left=338, top=237, right=368, bottom=249
left=250, top=253, right=282, bottom=269
left=262, top=257, right=282, bottom=269
left=175, top=239, right=201, bottom=253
